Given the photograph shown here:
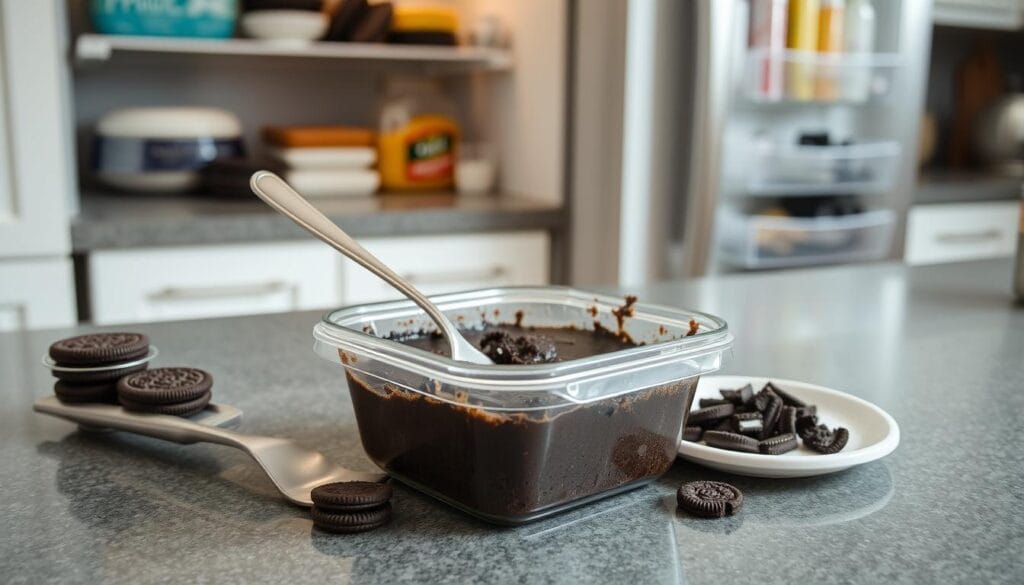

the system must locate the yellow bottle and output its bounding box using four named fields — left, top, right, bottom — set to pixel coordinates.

left=816, top=0, right=845, bottom=100
left=378, top=78, right=460, bottom=191
left=786, top=0, right=820, bottom=101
